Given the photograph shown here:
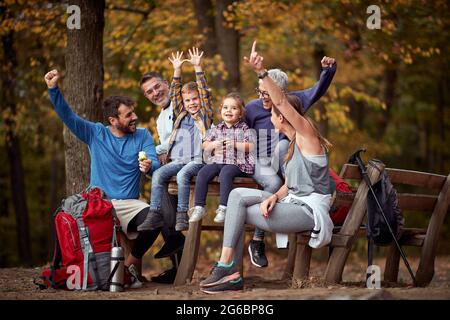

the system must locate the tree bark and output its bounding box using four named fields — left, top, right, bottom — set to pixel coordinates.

left=193, top=0, right=218, bottom=55
left=64, top=0, right=105, bottom=195
left=1, top=28, right=32, bottom=266
left=377, top=67, right=397, bottom=139
left=215, top=0, right=240, bottom=92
